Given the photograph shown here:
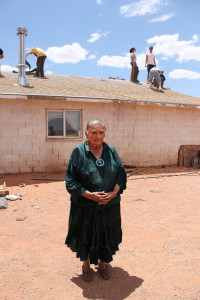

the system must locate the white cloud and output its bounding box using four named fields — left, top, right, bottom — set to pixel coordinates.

left=136, top=53, right=148, bottom=70
left=87, top=33, right=101, bottom=43
left=147, top=33, right=200, bottom=62
left=88, top=54, right=96, bottom=60
left=45, top=70, right=54, bottom=75
left=102, top=31, right=110, bottom=37
left=46, top=43, right=88, bottom=63
left=87, top=31, right=110, bottom=43
left=97, top=55, right=130, bottom=68
left=97, top=52, right=147, bottom=70
left=1, top=65, right=17, bottom=72
left=150, top=12, right=175, bottom=22
left=96, top=0, right=102, bottom=5
left=169, top=69, right=200, bottom=80
left=120, top=0, right=168, bottom=18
